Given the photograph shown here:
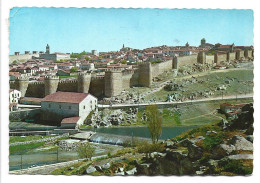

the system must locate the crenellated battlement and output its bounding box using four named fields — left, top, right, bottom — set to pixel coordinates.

left=78, top=71, right=92, bottom=76
left=44, top=75, right=59, bottom=80
left=122, top=70, right=135, bottom=76
left=59, top=79, right=78, bottom=84
left=16, top=76, right=29, bottom=81
left=91, top=75, right=105, bottom=80
left=29, top=81, right=44, bottom=85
